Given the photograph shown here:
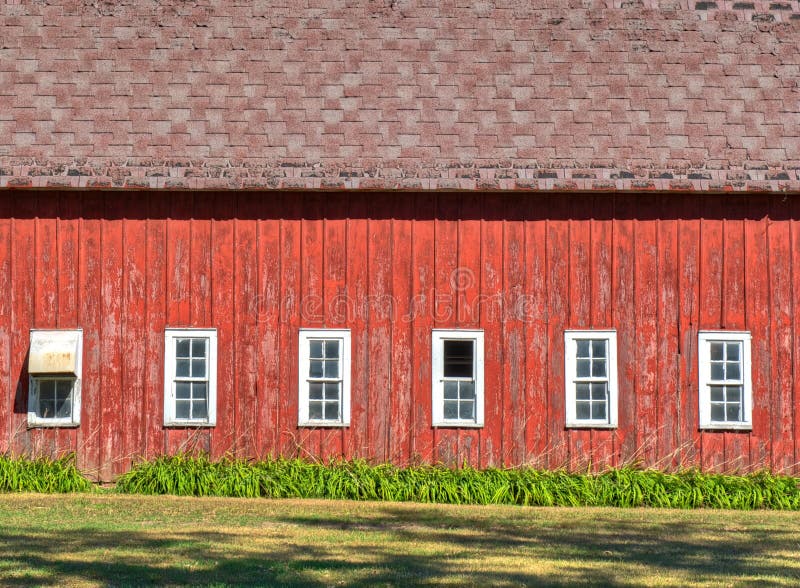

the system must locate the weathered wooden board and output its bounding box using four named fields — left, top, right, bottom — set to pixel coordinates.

left=0, top=191, right=798, bottom=479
